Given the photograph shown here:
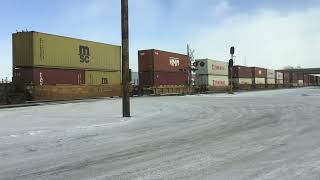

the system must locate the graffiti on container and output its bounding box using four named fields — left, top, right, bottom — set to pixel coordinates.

left=40, top=72, right=44, bottom=86
left=214, top=80, right=226, bottom=86
left=212, top=65, right=225, bottom=71
left=79, top=45, right=90, bottom=63
left=169, top=57, right=180, bottom=67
